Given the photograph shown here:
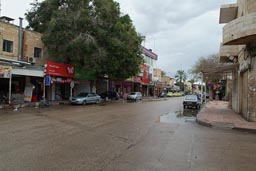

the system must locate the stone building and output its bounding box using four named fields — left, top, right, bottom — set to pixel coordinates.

left=219, top=0, right=256, bottom=121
